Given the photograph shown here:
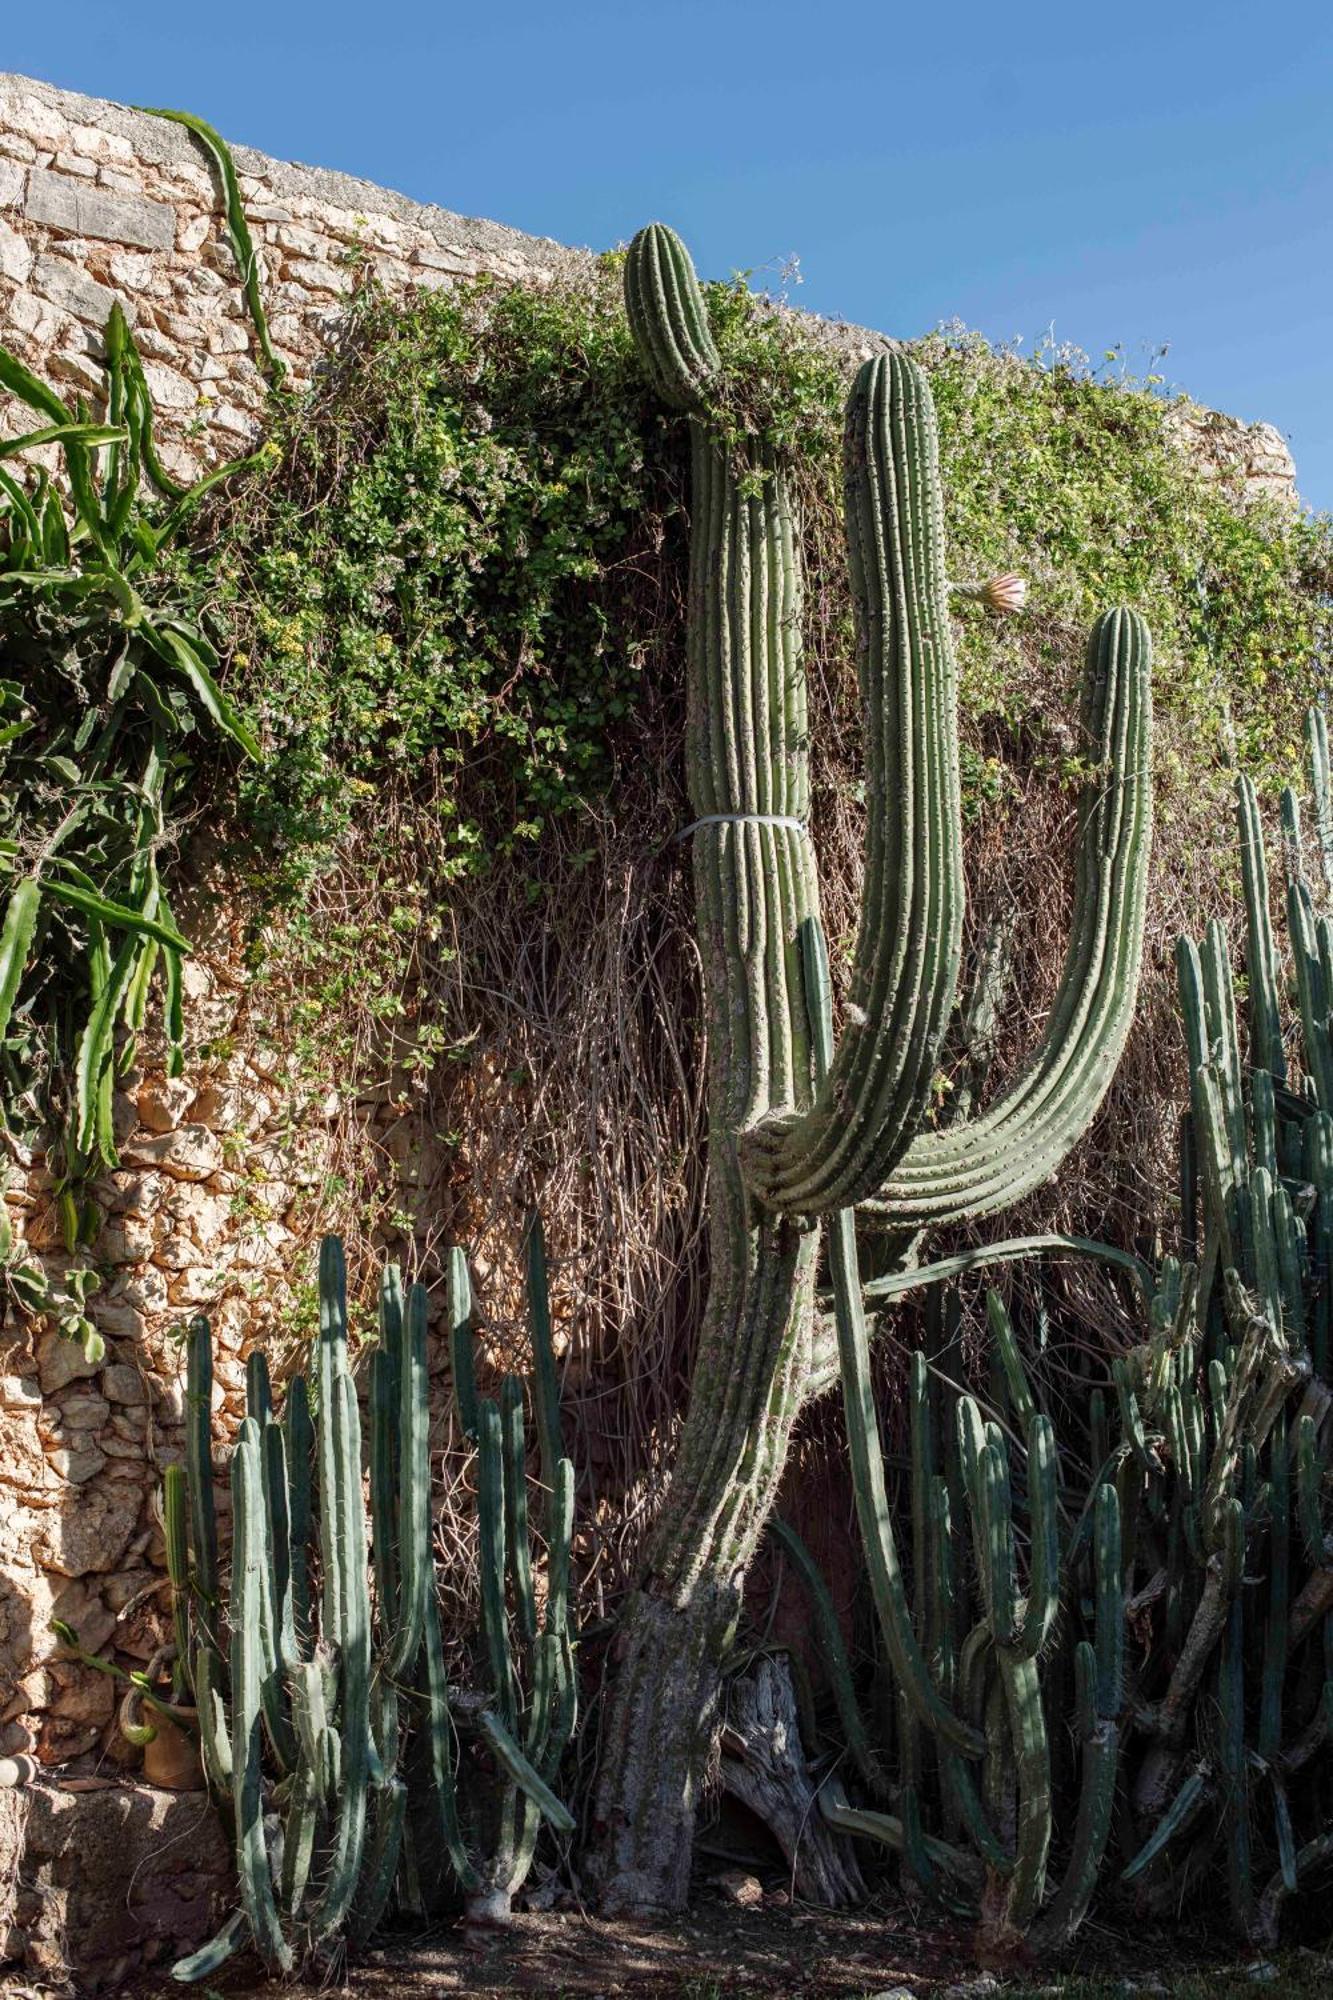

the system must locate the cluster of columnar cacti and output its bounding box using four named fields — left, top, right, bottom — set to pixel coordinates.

left=168, top=1220, right=576, bottom=1980
left=590, top=223, right=1154, bottom=1908
left=780, top=710, right=1333, bottom=1951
